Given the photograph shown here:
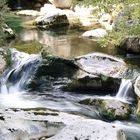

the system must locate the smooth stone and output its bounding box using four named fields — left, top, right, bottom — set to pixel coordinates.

left=82, top=28, right=108, bottom=38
